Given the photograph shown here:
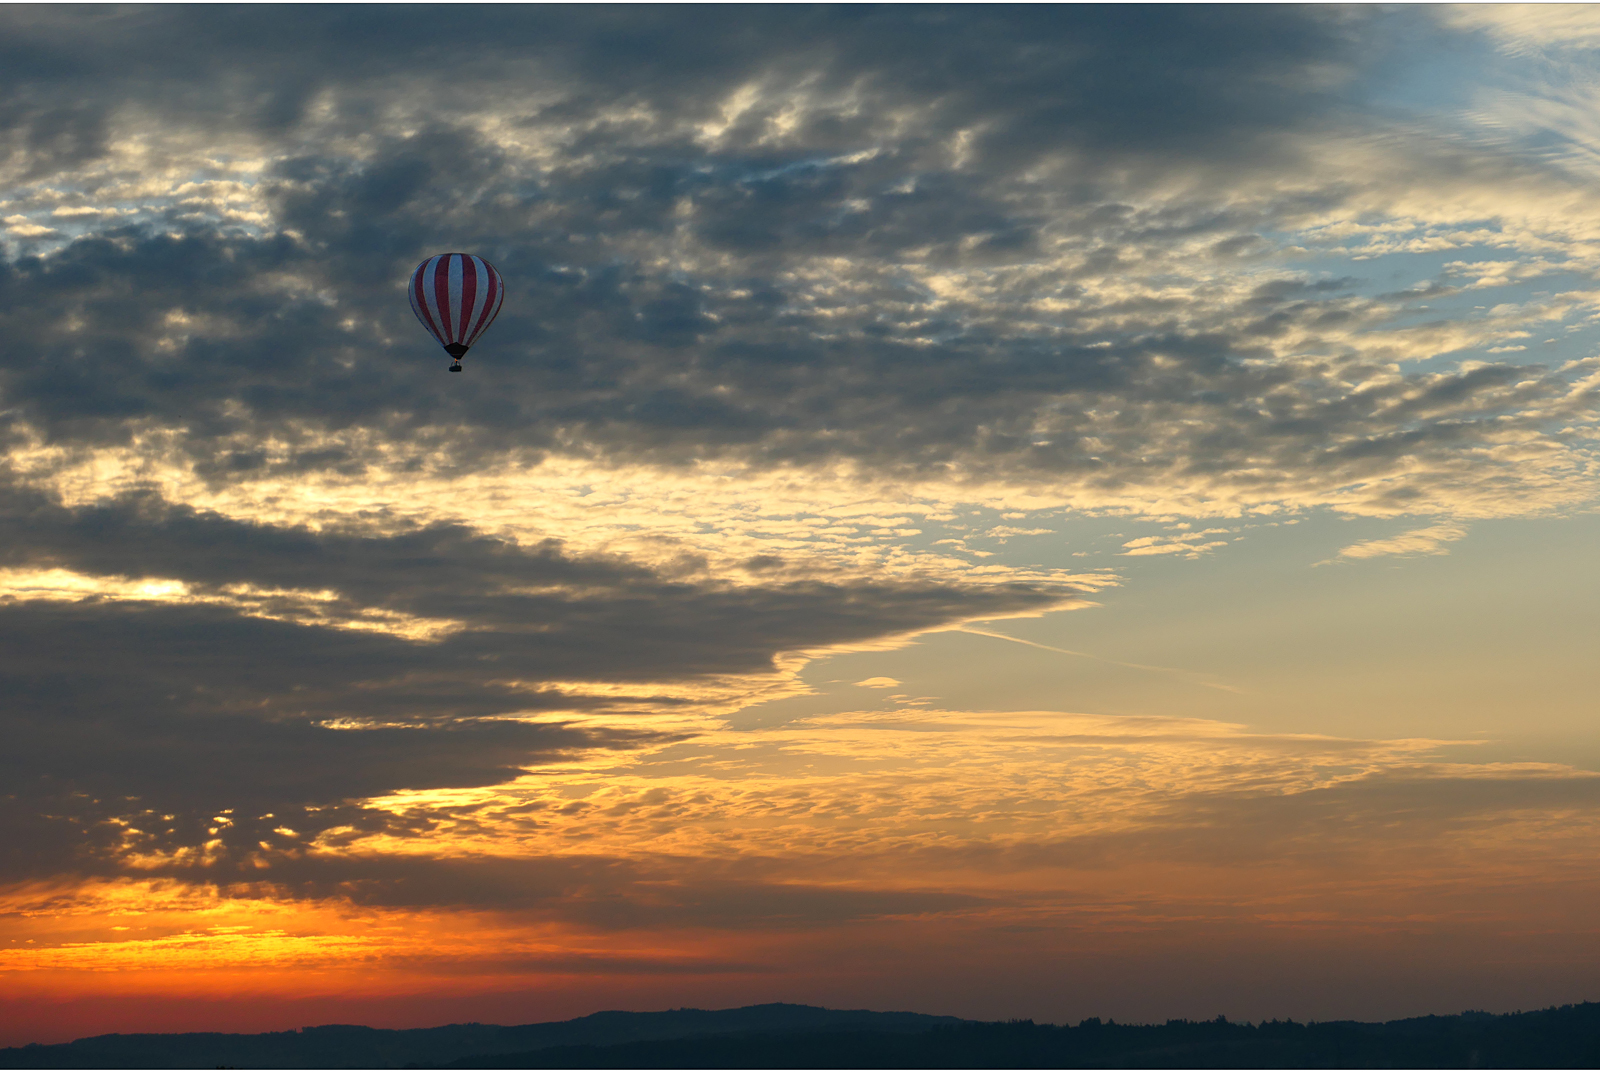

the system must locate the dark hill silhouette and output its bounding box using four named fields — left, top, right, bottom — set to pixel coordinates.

left=5, top=1000, right=1600, bottom=1068
left=458, top=1006, right=1600, bottom=1069
left=0, top=1003, right=962, bottom=1069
